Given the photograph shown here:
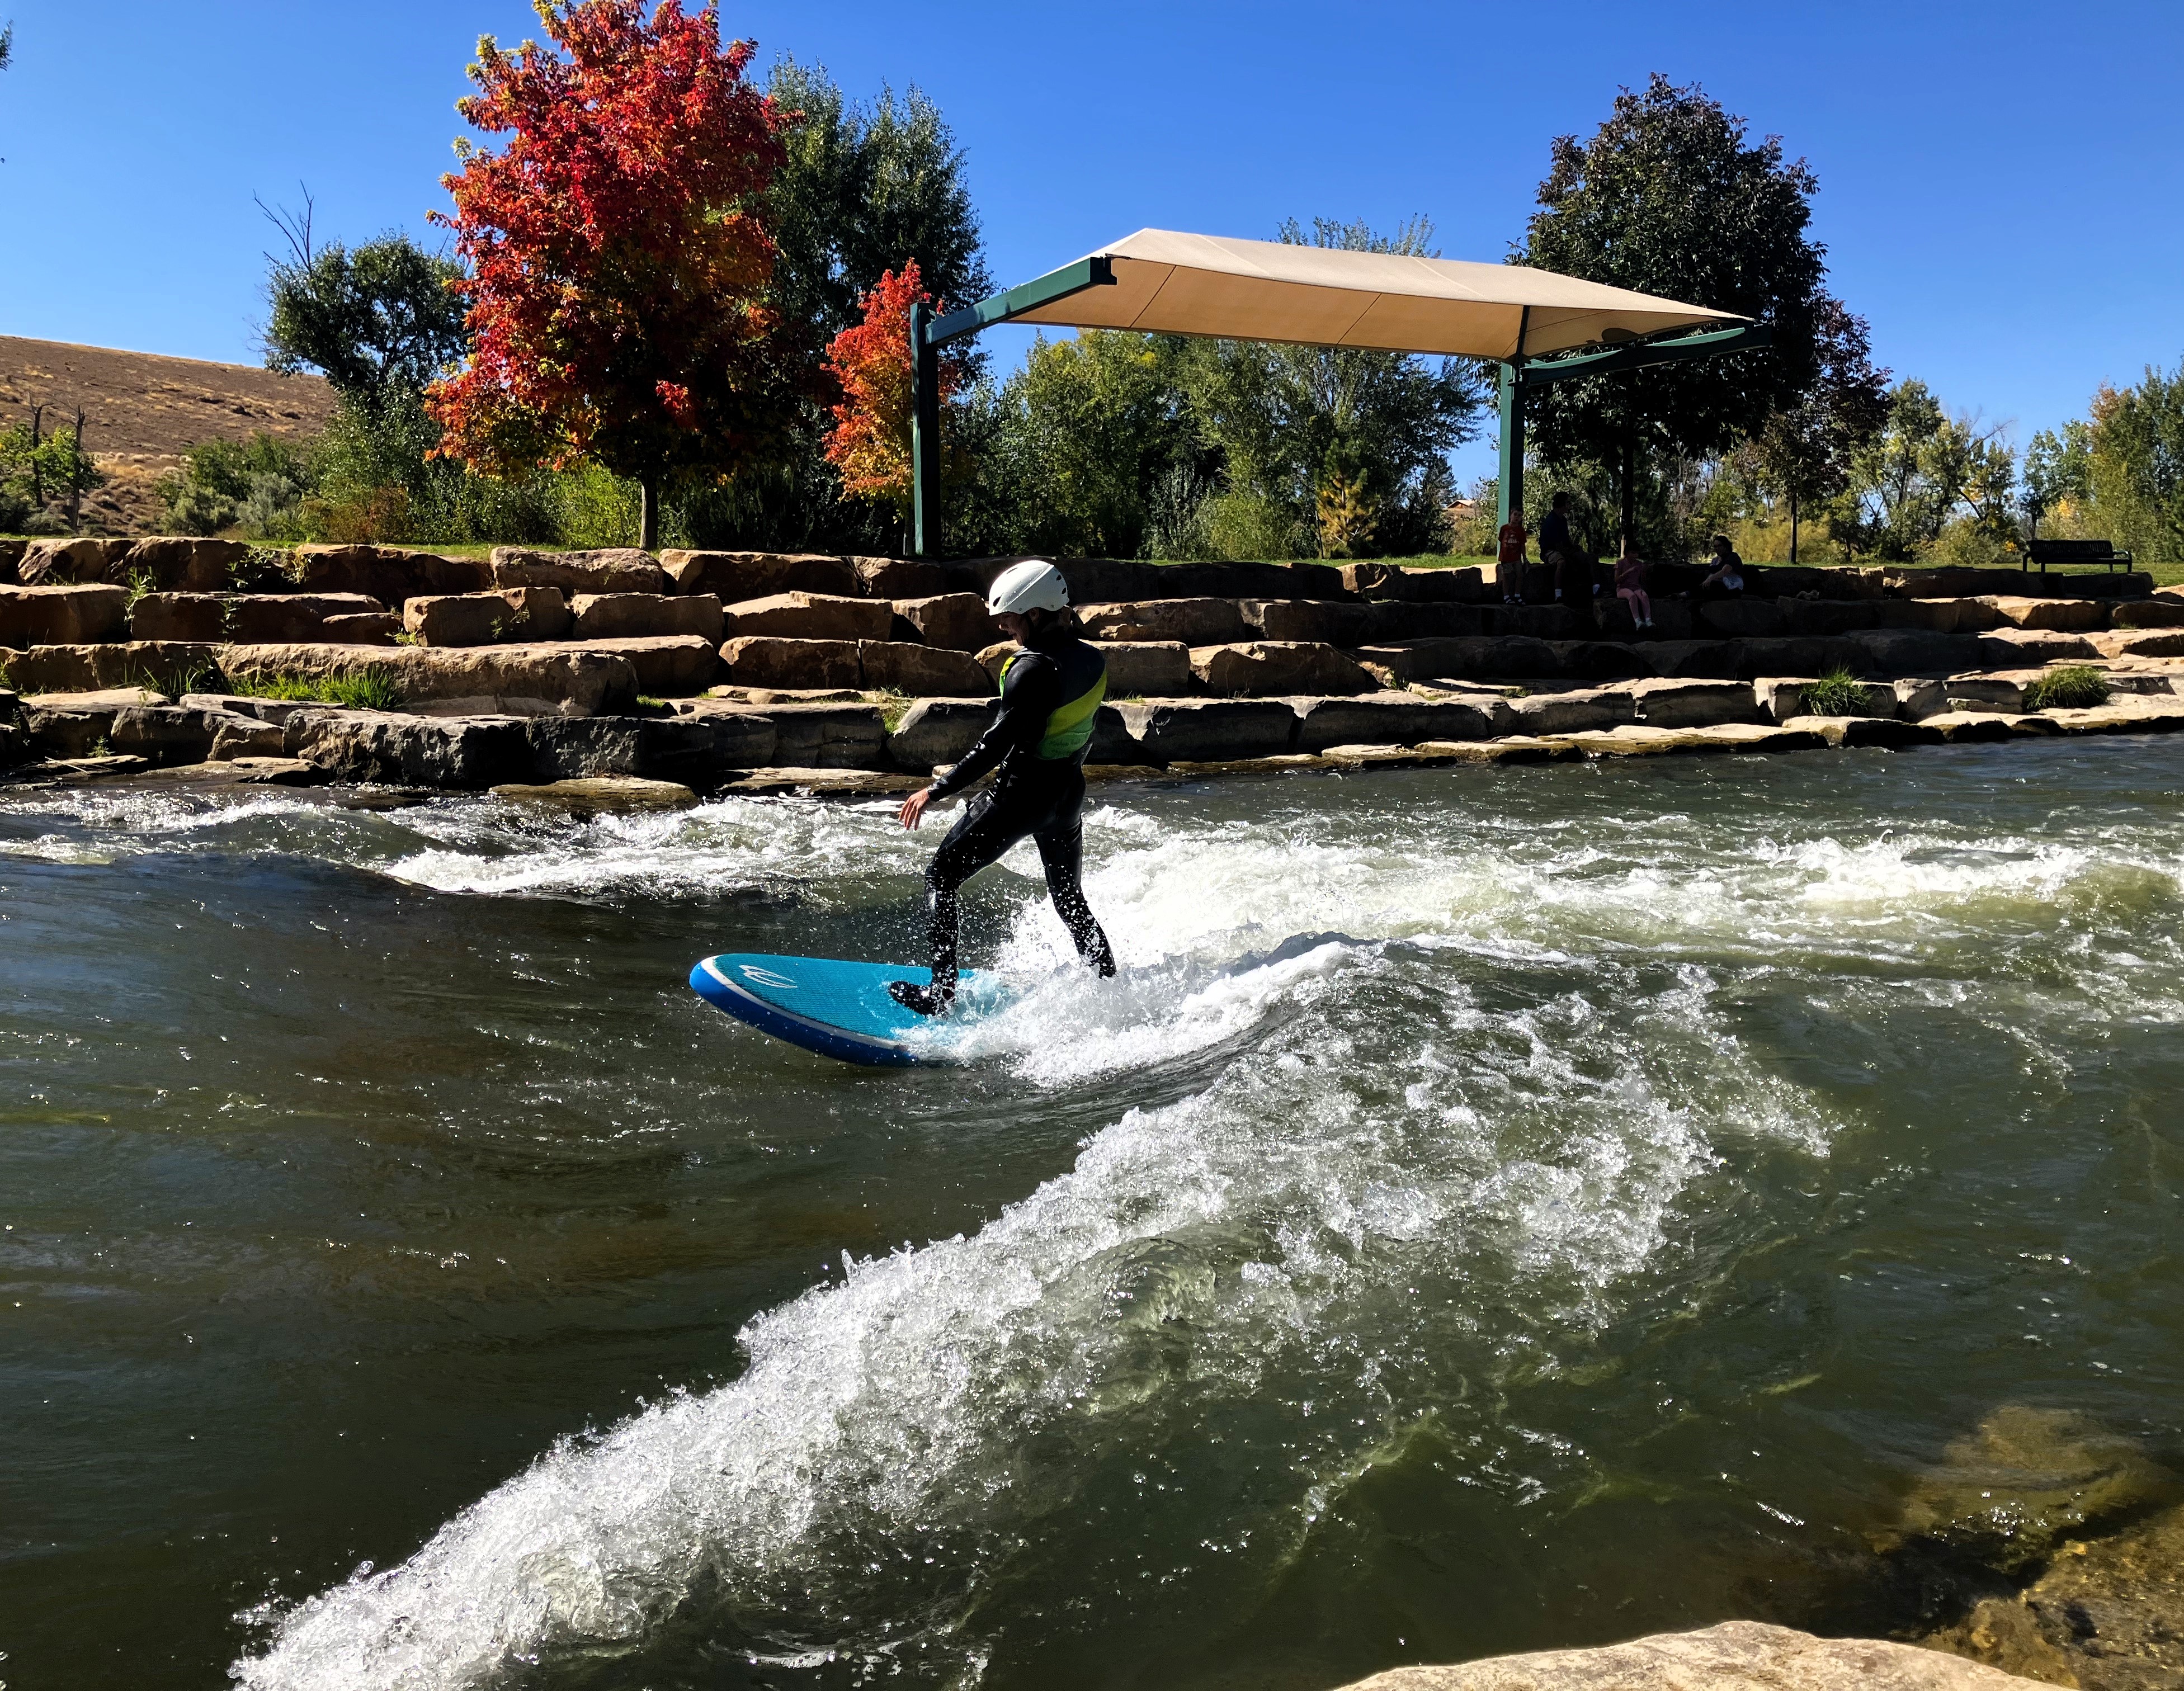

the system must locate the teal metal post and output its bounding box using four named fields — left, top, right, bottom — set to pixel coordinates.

left=1496, top=359, right=1524, bottom=530
left=909, top=300, right=941, bottom=560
